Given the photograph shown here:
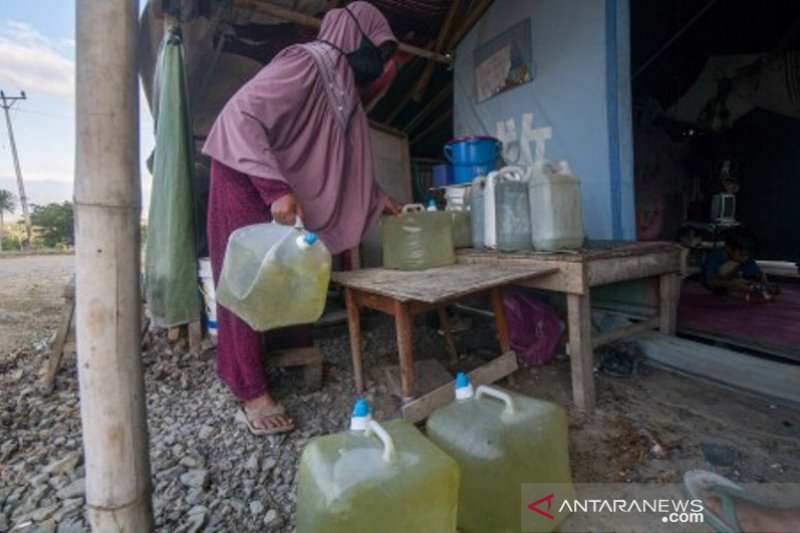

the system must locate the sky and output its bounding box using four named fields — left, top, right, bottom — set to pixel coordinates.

left=0, top=0, right=154, bottom=218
